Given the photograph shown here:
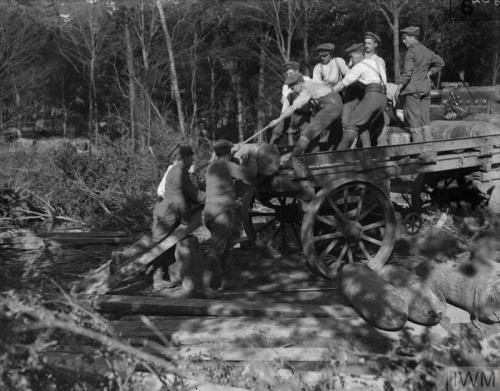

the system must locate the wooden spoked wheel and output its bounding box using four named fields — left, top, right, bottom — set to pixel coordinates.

left=302, top=179, right=396, bottom=279
left=243, top=190, right=303, bottom=253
